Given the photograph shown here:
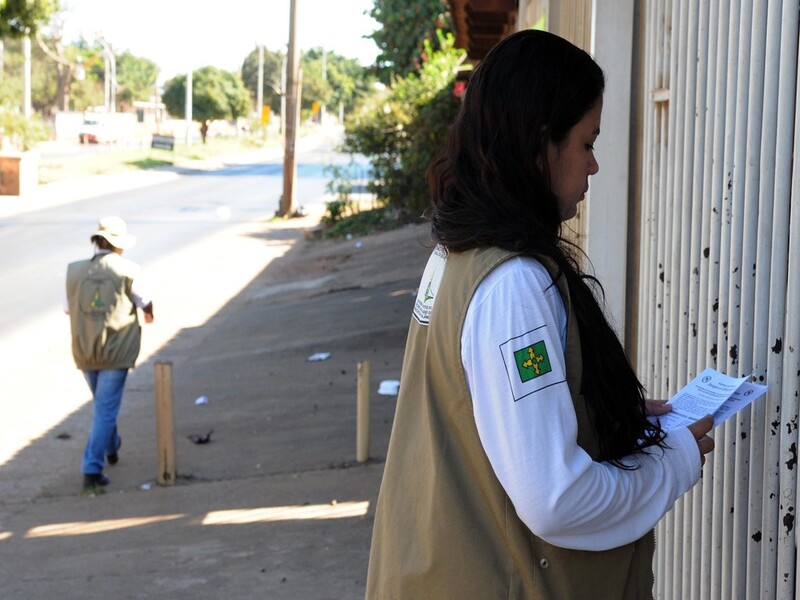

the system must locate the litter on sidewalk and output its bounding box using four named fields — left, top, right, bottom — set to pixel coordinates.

left=307, top=352, right=331, bottom=362
left=378, top=380, right=400, bottom=395
left=188, top=430, right=214, bottom=444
